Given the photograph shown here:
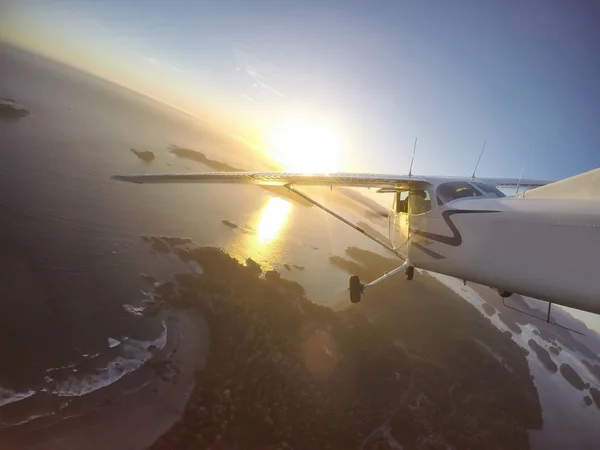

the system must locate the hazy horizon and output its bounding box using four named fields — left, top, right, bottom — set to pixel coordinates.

left=2, top=0, right=599, bottom=178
